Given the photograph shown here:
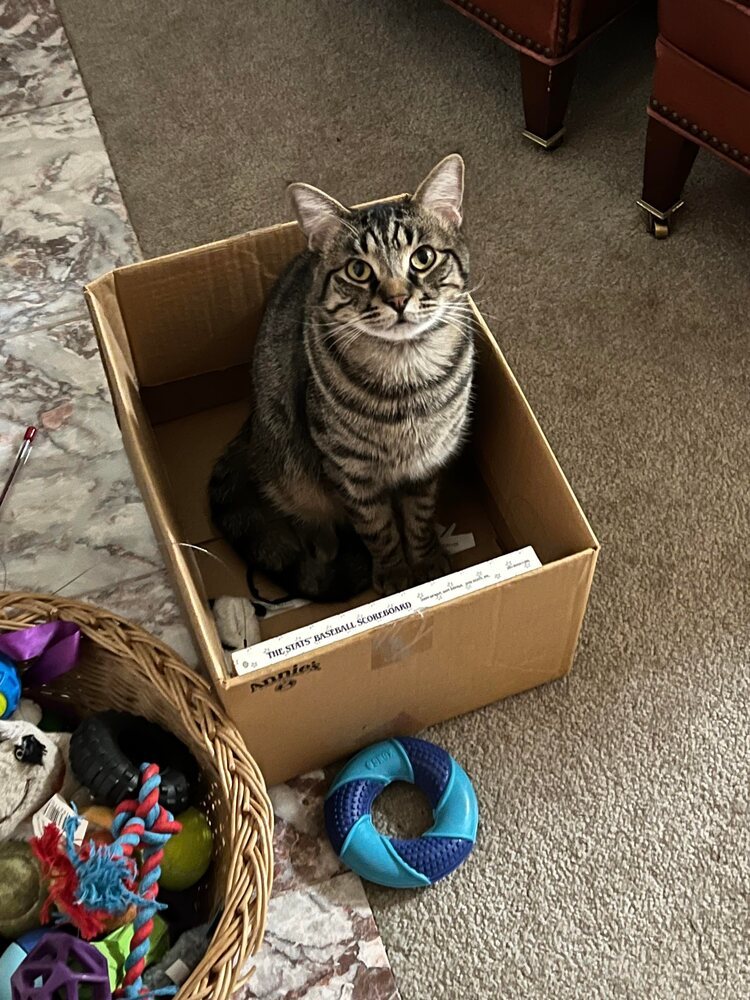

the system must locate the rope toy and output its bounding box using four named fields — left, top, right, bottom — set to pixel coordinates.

left=31, top=818, right=141, bottom=940
left=112, top=763, right=182, bottom=999
left=30, top=763, right=181, bottom=998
